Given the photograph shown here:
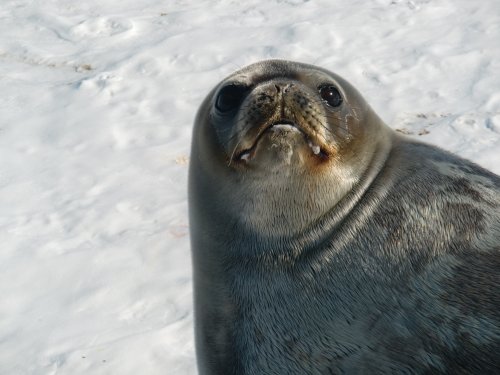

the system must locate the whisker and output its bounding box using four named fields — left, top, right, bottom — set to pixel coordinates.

left=227, top=136, right=244, bottom=167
